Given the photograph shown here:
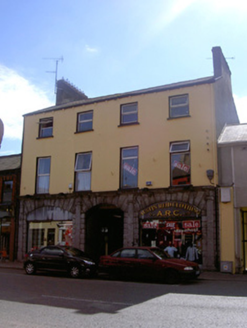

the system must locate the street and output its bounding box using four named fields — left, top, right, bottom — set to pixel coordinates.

left=0, top=268, right=247, bottom=327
